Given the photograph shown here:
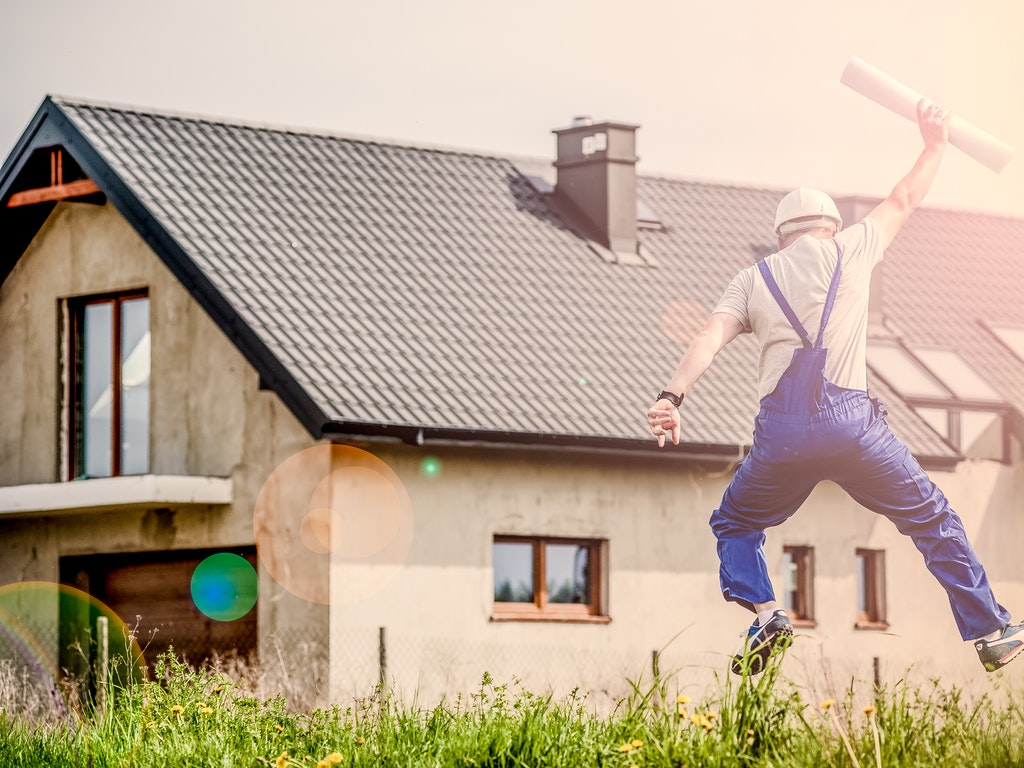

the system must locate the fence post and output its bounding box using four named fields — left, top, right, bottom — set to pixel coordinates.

left=378, top=626, right=387, bottom=692
left=95, top=615, right=109, bottom=717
